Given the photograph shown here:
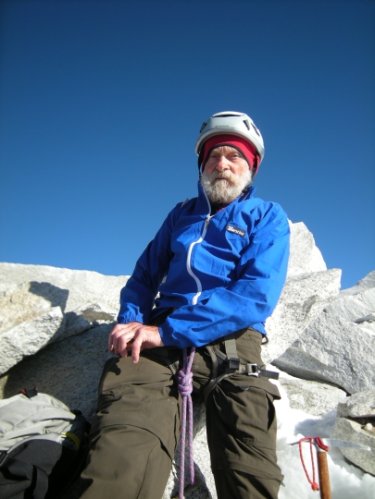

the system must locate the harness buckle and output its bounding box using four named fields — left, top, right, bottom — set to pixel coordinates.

left=246, top=363, right=260, bottom=377
left=227, top=357, right=241, bottom=371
